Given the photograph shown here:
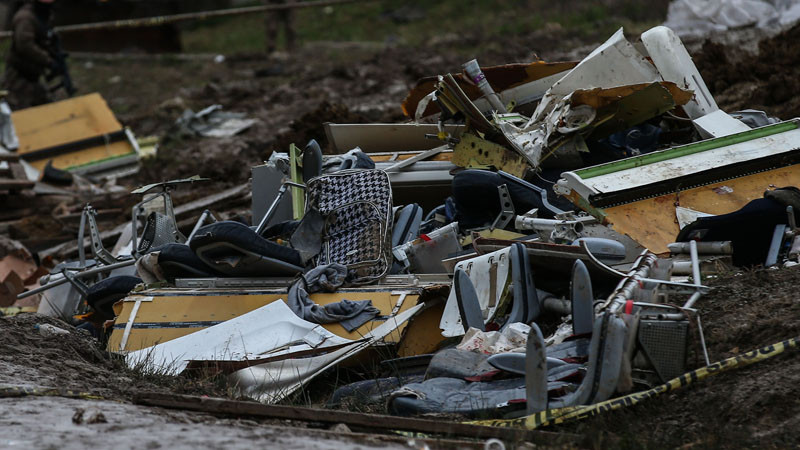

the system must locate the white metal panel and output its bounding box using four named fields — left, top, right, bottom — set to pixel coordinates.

left=231, top=303, right=424, bottom=404
left=532, top=28, right=660, bottom=122
left=440, top=247, right=512, bottom=338
left=125, top=300, right=351, bottom=374
left=581, top=126, right=800, bottom=194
